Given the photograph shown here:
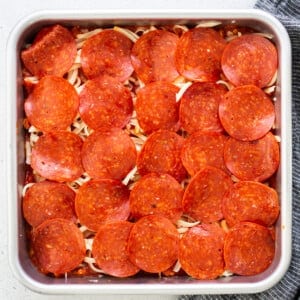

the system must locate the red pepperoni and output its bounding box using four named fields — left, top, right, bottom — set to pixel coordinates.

left=175, top=28, right=226, bottom=82
left=23, top=181, right=76, bottom=227
left=81, top=129, right=137, bottom=180
left=221, top=34, right=278, bottom=87
left=24, top=76, right=79, bottom=132
left=224, top=222, right=275, bottom=275
left=183, top=166, right=232, bottom=223
left=219, top=85, right=275, bottom=141
left=181, top=131, right=229, bottom=176
left=131, top=30, right=179, bottom=83
left=127, top=215, right=179, bottom=273
left=32, top=218, right=86, bottom=275
left=81, top=29, right=133, bottom=81
left=179, top=82, right=227, bottom=134
left=129, top=173, right=183, bottom=222
left=92, top=221, right=140, bottom=277
left=79, top=75, right=133, bottom=130
left=31, top=131, right=84, bottom=182
left=179, top=223, right=225, bottom=279
left=21, top=25, right=77, bottom=77
left=75, top=180, right=130, bottom=232
left=135, top=81, right=180, bottom=134
left=224, top=132, right=280, bottom=182
left=137, top=130, right=187, bottom=182
left=222, top=181, right=280, bottom=227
